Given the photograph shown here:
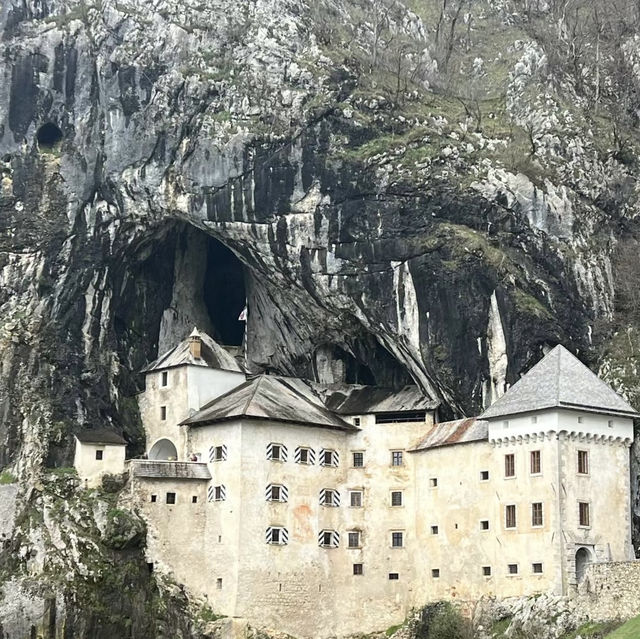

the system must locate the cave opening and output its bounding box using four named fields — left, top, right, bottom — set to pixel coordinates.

left=36, top=122, right=63, bottom=148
